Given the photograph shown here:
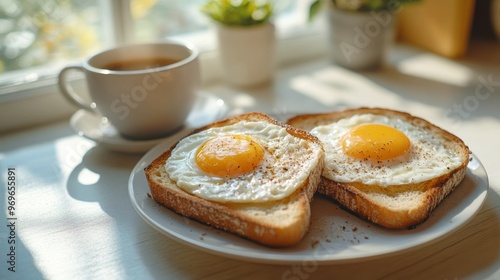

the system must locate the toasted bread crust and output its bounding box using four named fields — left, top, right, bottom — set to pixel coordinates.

left=287, top=107, right=470, bottom=229
left=145, top=112, right=324, bottom=246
